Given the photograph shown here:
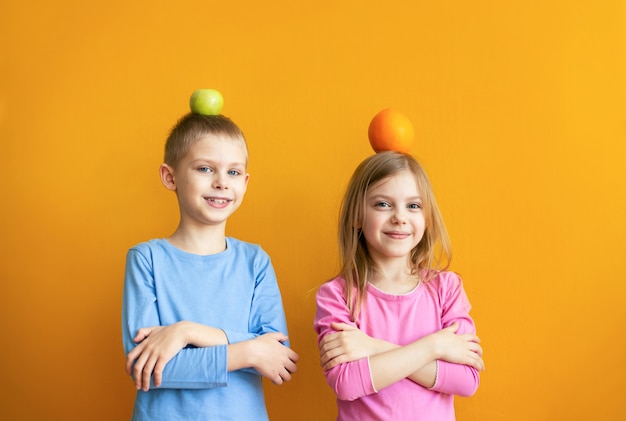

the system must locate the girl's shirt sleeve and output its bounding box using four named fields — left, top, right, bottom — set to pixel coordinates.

left=429, top=272, right=480, bottom=397
left=313, top=280, right=377, bottom=401
left=313, top=274, right=480, bottom=400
